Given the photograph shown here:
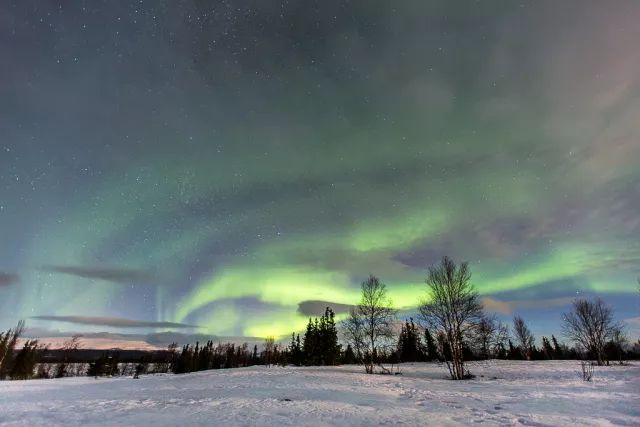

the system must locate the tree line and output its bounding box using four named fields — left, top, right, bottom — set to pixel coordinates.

left=1, top=258, right=638, bottom=381
left=339, top=257, right=634, bottom=379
